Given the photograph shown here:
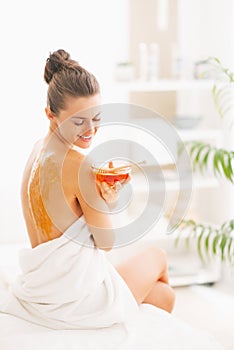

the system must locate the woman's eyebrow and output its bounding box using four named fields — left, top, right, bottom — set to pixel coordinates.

left=93, top=112, right=101, bottom=118
left=71, top=116, right=85, bottom=119
left=94, top=111, right=101, bottom=117
left=71, top=112, right=101, bottom=119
